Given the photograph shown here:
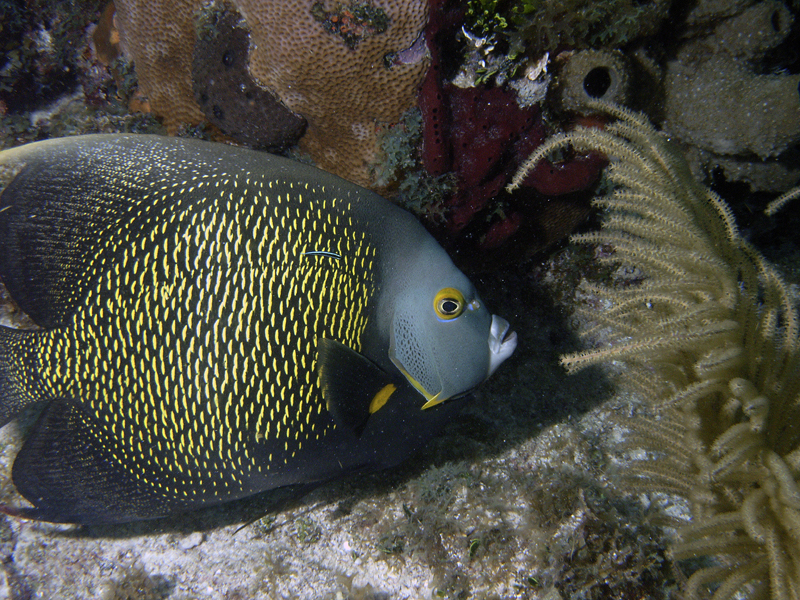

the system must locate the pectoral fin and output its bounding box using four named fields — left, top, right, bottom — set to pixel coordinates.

left=317, top=338, right=399, bottom=437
